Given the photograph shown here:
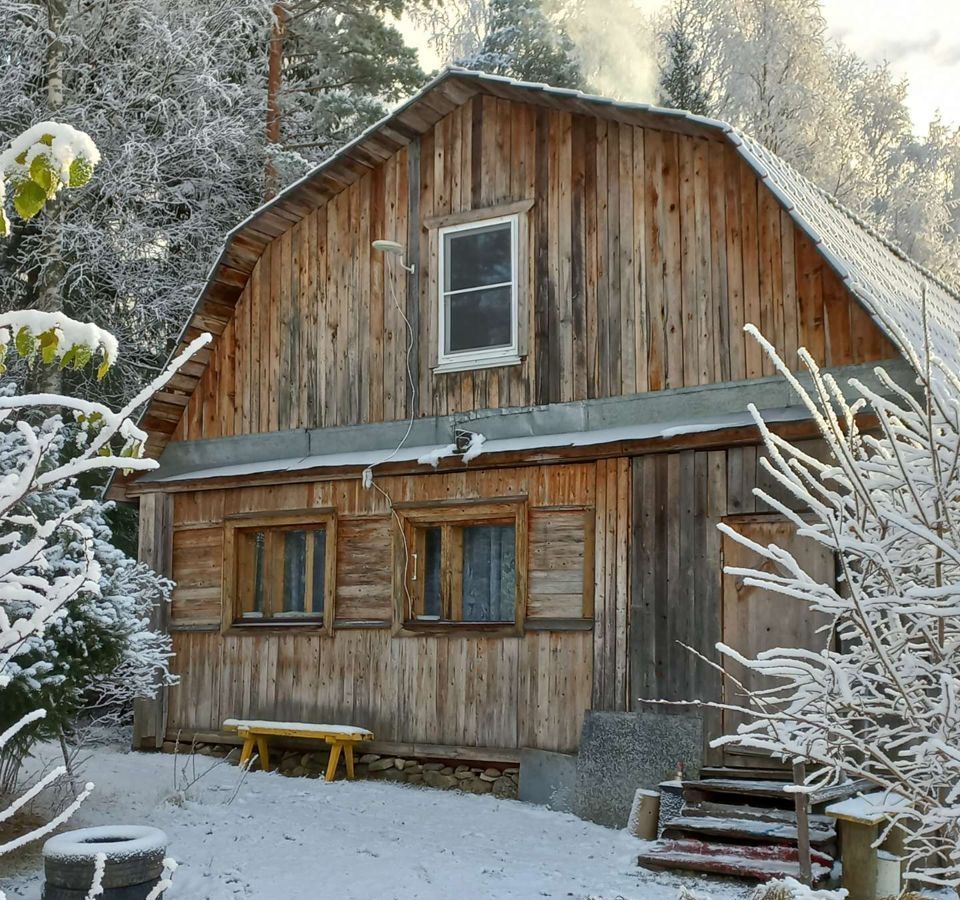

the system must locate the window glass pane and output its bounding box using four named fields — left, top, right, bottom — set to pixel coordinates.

left=445, top=222, right=512, bottom=292
left=461, top=524, right=516, bottom=622
left=446, top=285, right=512, bottom=353
left=310, top=530, right=326, bottom=615
left=282, top=531, right=307, bottom=613
left=422, top=526, right=442, bottom=617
